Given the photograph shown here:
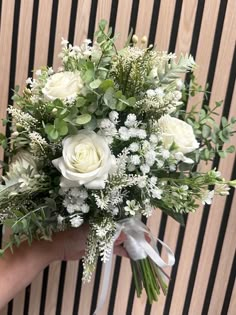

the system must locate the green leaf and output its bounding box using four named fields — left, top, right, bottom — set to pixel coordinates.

left=76, top=113, right=92, bottom=125
left=127, top=97, right=136, bottom=107
left=54, top=119, right=68, bottom=136
left=53, top=98, right=64, bottom=108
left=230, top=116, right=236, bottom=124
left=218, top=150, right=227, bottom=158
left=45, top=124, right=54, bottom=135
left=226, top=145, right=235, bottom=153
left=202, top=125, right=211, bottom=138
left=89, top=79, right=102, bottom=89
left=221, top=116, right=228, bottom=128
left=76, top=97, right=86, bottom=107
left=84, top=69, right=94, bottom=82
left=116, top=101, right=127, bottom=111
left=99, top=79, right=114, bottom=91
left=50, top=129, right=59, bottom=140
